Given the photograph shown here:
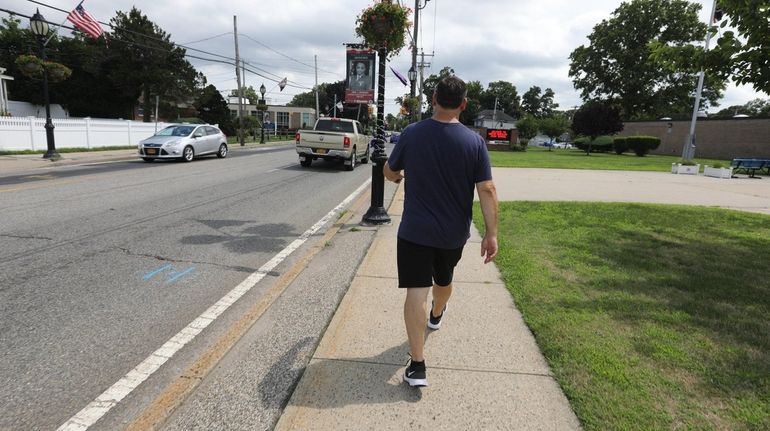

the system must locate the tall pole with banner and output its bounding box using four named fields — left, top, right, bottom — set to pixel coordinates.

left=361, top=47, right=390, bottom=225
